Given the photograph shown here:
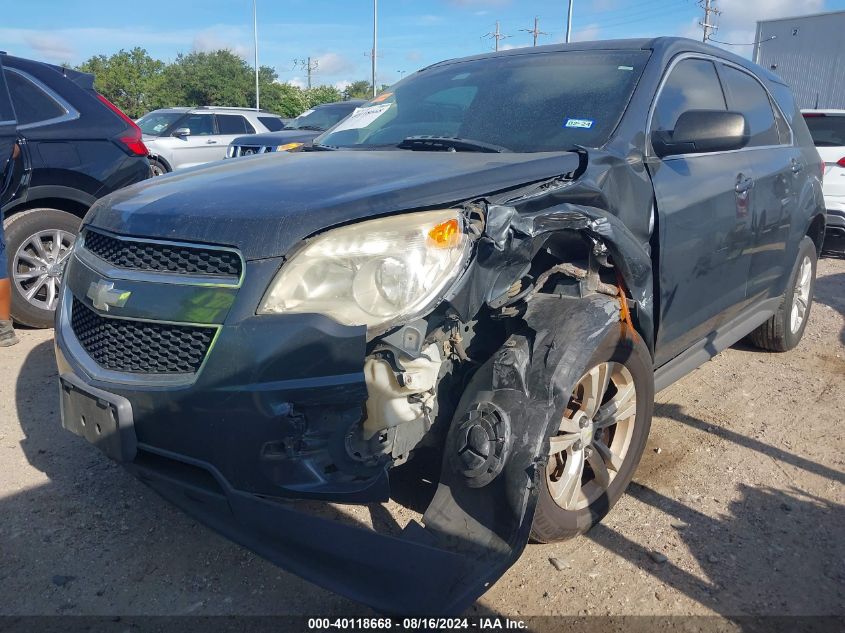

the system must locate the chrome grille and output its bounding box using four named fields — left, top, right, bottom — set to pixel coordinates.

left=83, top=230, right=242, bottom=279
